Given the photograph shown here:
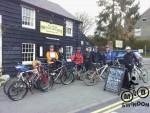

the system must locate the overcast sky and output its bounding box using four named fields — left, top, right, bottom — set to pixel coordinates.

left=49, top=0, right=150, bottom=35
